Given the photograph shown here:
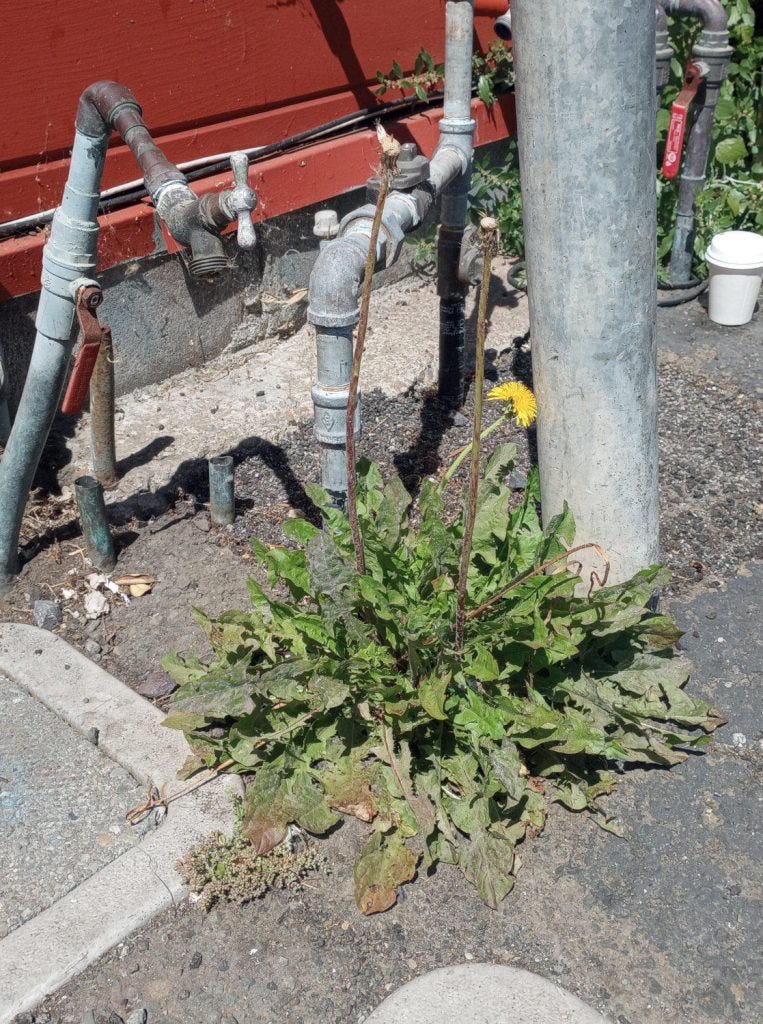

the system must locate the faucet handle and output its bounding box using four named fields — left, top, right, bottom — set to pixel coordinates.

left=228, top=151, right=257, bottom=250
